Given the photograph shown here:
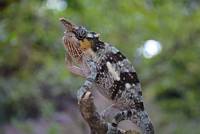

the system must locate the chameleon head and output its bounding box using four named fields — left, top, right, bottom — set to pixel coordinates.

left=60, top=18, right=100, bottom=61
